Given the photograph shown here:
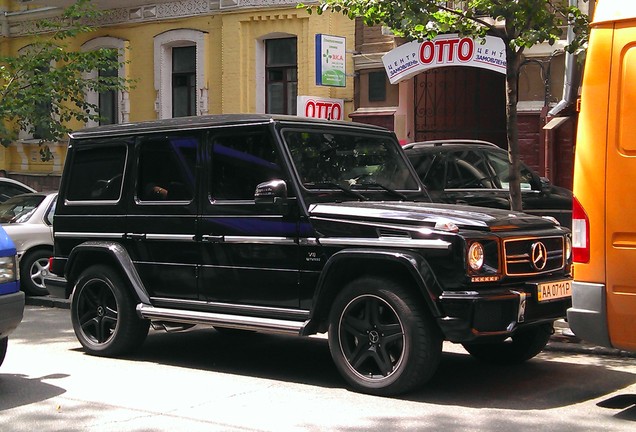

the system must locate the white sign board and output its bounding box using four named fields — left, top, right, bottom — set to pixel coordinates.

left=297, top=96, right=344, bottom=121
left=382, top=34, right=506, bottom=84
left=315, top=34, right=347, bottom=87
